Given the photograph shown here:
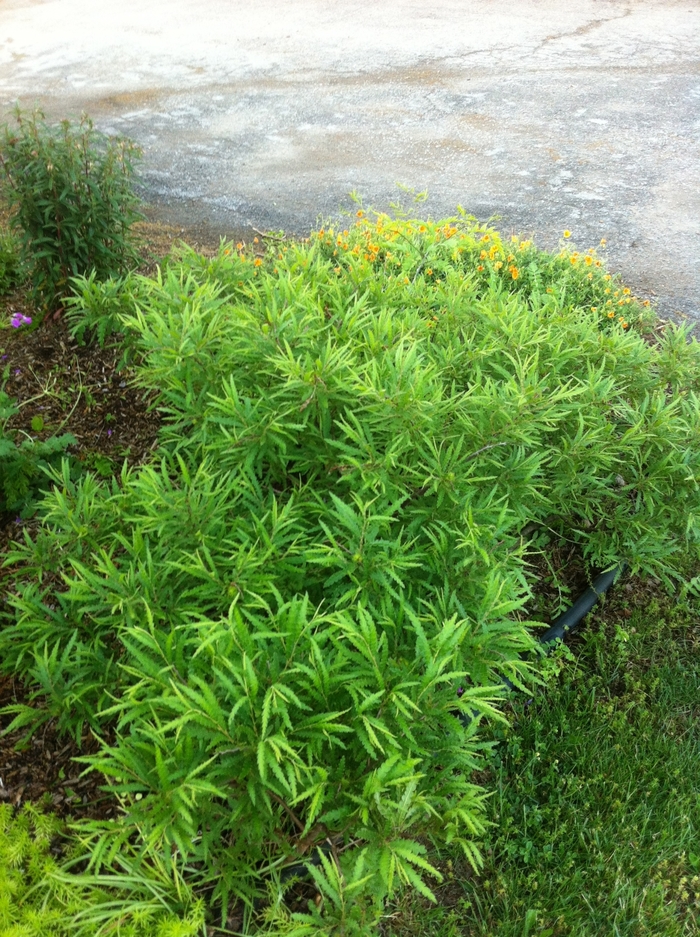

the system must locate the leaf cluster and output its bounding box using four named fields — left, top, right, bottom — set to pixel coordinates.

left=0, top=229, right=23, bottom=295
